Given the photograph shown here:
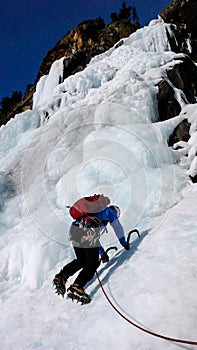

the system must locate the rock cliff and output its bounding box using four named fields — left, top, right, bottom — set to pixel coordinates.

left=159, top=0, right=197, bottom=60
left=2, top=0, right=197, bottom=136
